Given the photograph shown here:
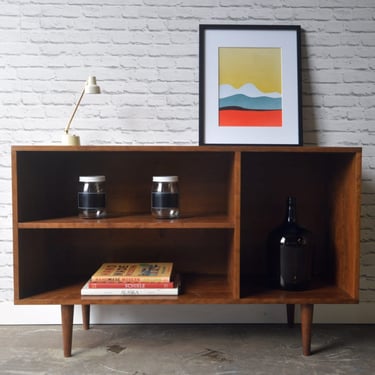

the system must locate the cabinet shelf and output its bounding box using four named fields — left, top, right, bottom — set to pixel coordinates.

left=18, top=214, right=235, bottom=229
left=240, top=280, right=357, bottom=304
left=15, top=277, right=354, bottom=306
left=16, top=274, right=234, bottom=305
